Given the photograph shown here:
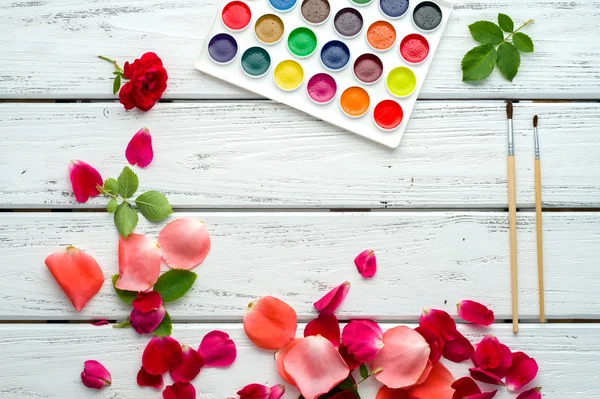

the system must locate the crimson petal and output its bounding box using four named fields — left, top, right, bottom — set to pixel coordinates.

left=473, top=335, right=503, bottom=370
left=420, top=309, right=457, bottom=341
left=68, top=160, right=103, bottom=203
left=268, top=384, right=285, bottom=399
left=451, top=376, right=481, bottom=399
left=443, top=330, right=474, bottom=363
left=132, top=290, right=162, bottom=312
left=314, top=282, right=351, bottom=315
left=126, top=127, right=154, bottom=168
left=163, top=382, right=196, bottom=399
left=515, top=387, right=542, bottom=399
left=338, top=344, right=361, bottom=371
left=142, top=336, right=184, bottom=375
left=137, top=366, right=164, bottom=389
left=304, top=314, right=341, bottom=348
left=506, top=352, right=538, bottom=391
left=354, top=249, right=377, bottom=278
left=198, top=330, right=237, bottom=367
left=487, top=344, right=513, bottom=378
left=457, top=300, right=494, bottom=326
left=469, top=368, right=505, bottom=386
left=465, top=391, right=498, bottom=399
left=170, top=345, right=204, bottom=383
left=415, top=326, right=444, bottom=363
left=342, top=319, right=384, bottom=363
